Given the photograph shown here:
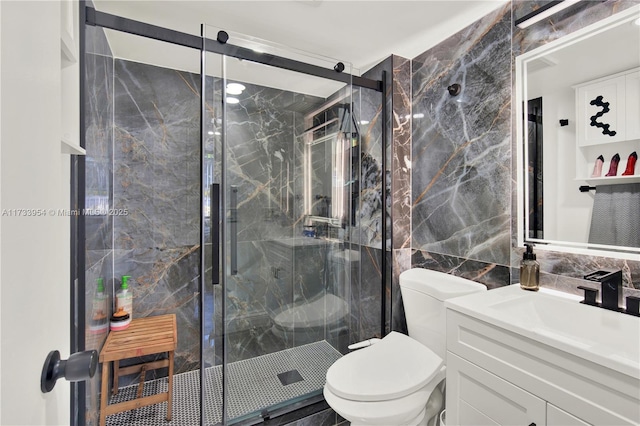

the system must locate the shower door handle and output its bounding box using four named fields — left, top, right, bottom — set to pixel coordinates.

left=211, top=183, right=220, bottom=285
left=230, top=185, right=238, bottom=276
